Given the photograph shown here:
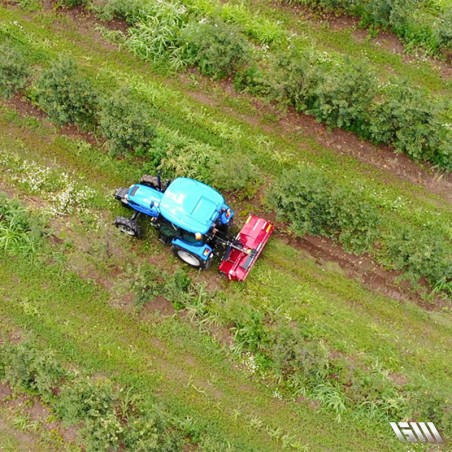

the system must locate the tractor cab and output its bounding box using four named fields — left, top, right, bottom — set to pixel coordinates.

left=114, top=176, right=273, bottom=280
left=159, top=177, right=233, bottom=237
